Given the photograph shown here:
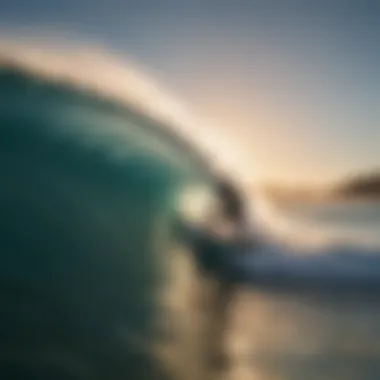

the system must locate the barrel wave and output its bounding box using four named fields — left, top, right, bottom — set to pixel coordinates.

left=0, top=61, right=216, bottom=379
